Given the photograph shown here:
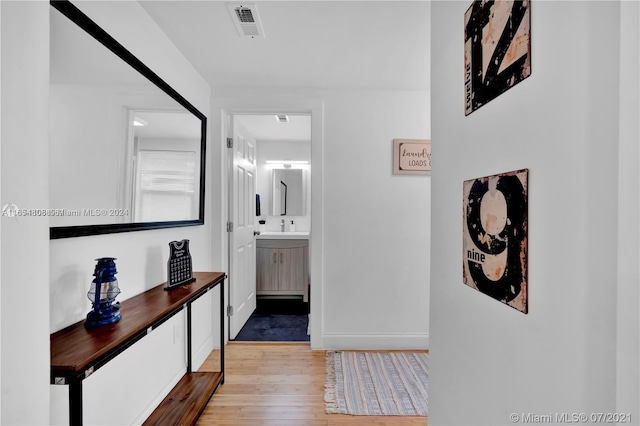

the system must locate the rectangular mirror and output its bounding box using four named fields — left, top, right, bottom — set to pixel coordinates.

left=272, top=169, right=304, bottom=216
left=49, top=0, right=206, bottom=239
